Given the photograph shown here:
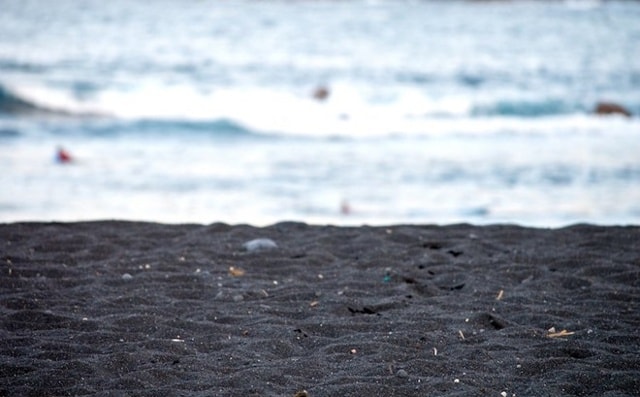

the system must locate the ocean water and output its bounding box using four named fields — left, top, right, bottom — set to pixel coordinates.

left=1, top=0, right=639, bottom=226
